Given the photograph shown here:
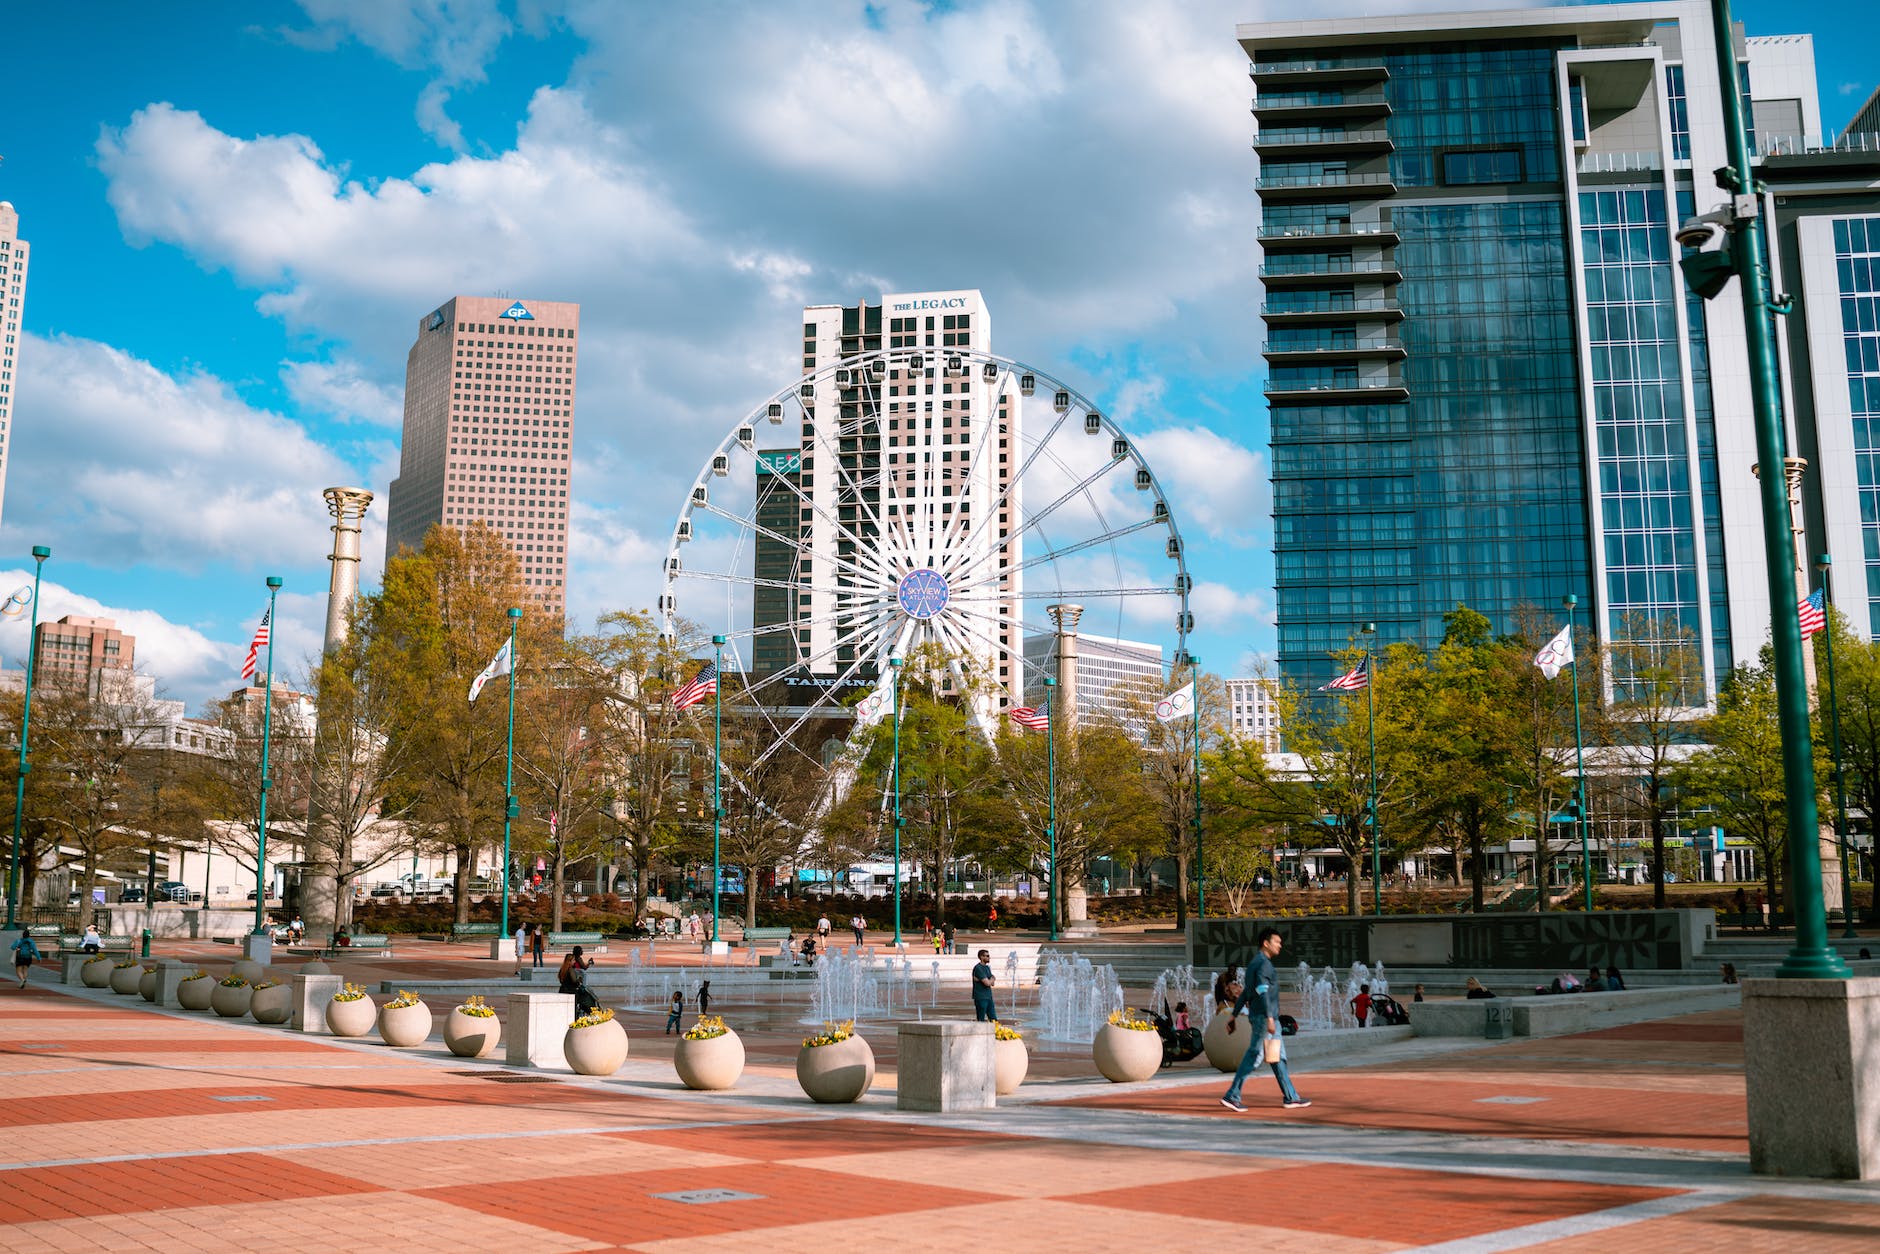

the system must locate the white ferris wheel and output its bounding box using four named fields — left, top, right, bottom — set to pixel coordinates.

left=661, top=347, right=1195, bottom=771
